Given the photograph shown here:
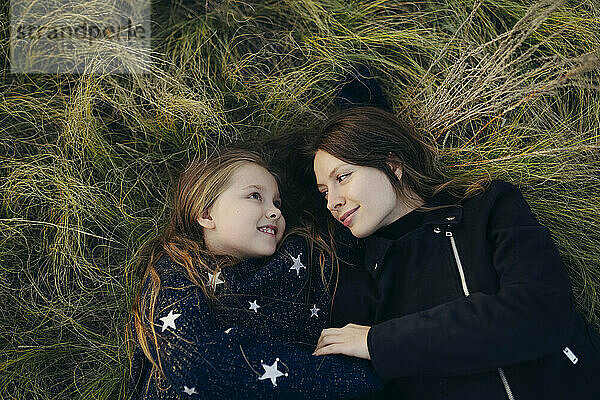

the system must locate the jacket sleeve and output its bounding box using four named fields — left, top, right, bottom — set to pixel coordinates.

left=148, top=267, right=383, bottom=399
left=367, top=181, right=574, bottom=379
